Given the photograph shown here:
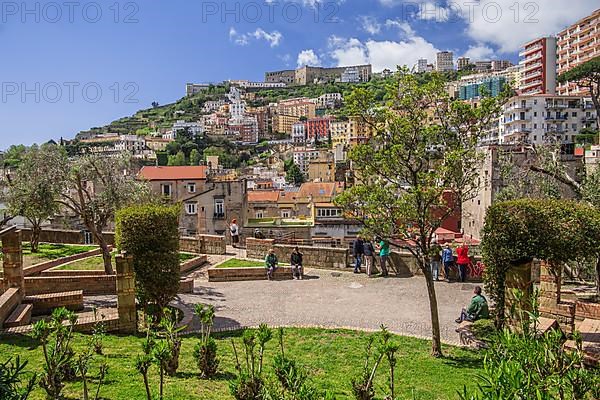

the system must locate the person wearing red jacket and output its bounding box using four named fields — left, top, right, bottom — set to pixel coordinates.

left=456, top=244, right=470, bottom=283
